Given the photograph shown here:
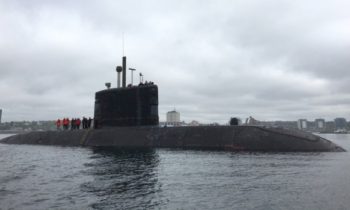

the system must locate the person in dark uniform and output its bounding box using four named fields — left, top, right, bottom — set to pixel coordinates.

left=88, top=117, right=92, bottom=128
left=71, top=118, right=75, bottom=130
left=84, top=117, right=88, bottom=129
